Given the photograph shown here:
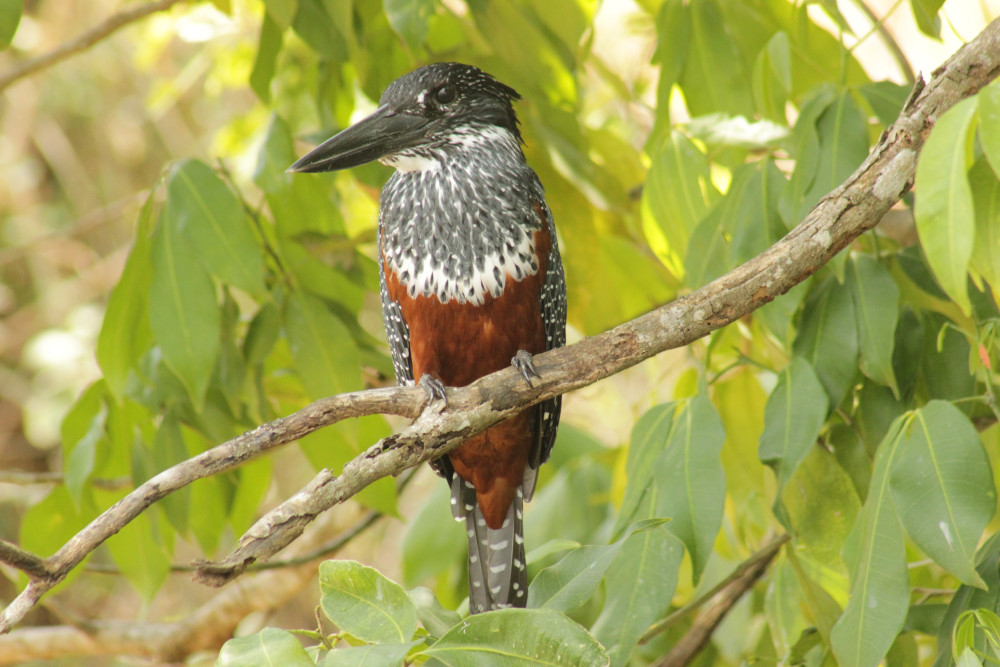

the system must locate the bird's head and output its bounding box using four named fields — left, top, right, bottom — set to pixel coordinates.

left=287, top=62, right=522, bottom=174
